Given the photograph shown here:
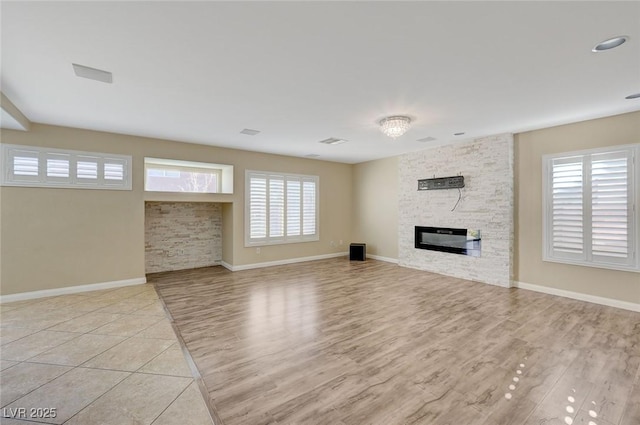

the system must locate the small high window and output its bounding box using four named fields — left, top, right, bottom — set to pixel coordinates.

left=1, top=144, right=131, bottom=190
left=144, top=158, right=233, bottom=194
